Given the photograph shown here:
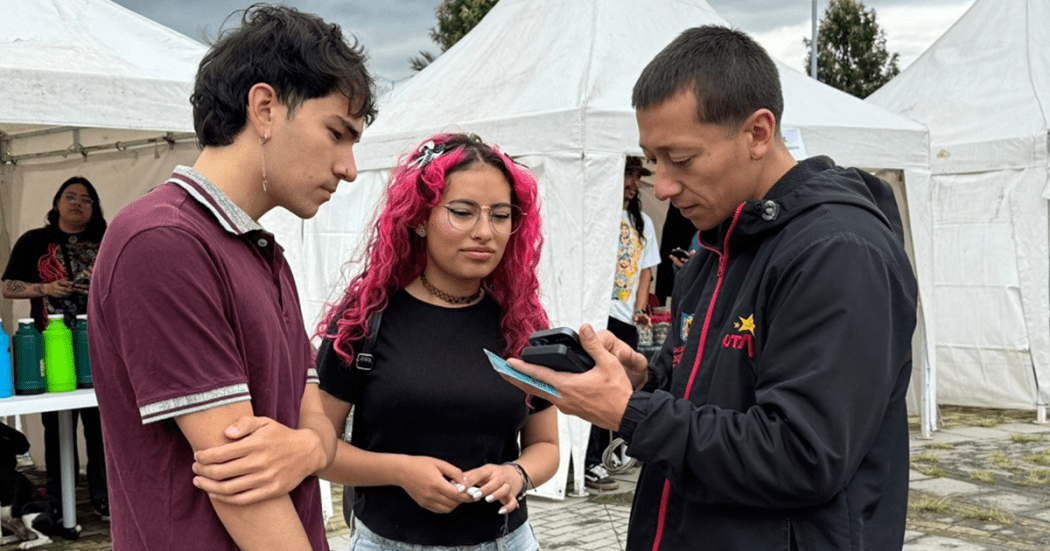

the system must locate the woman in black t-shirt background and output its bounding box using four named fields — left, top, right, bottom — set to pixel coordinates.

left=1, top=176, right=110, bottom=521
left=316, top=133, right=556, bottom=550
